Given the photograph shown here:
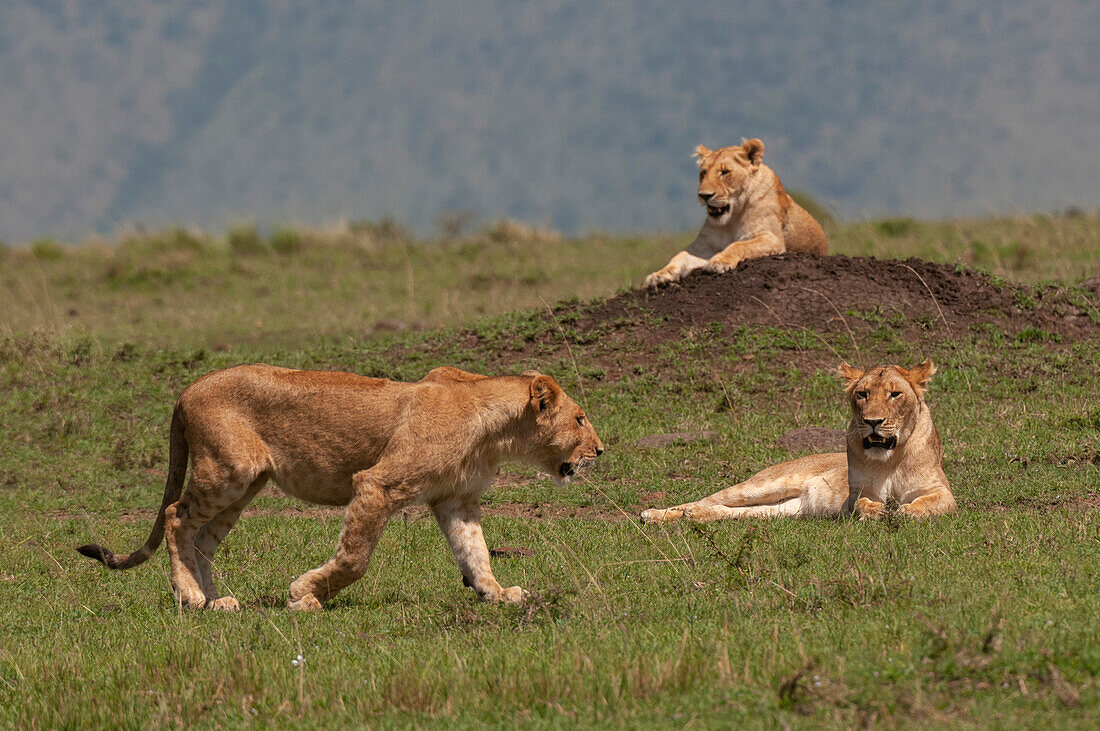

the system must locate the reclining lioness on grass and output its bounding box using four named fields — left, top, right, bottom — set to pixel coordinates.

left=78, top=364, right=604, bottom=611
left=641, top=360, right=956, bottom=523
